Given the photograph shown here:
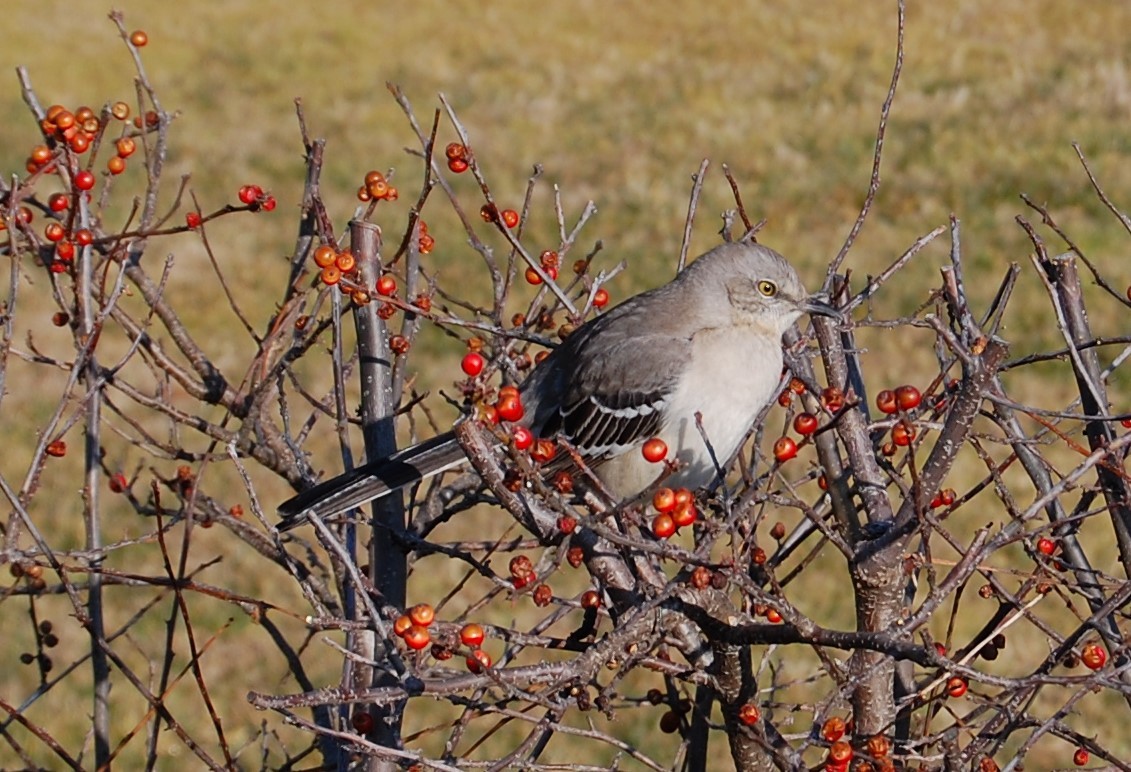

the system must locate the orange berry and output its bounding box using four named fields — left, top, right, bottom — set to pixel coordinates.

left=737, top=702, right=760, bottom=726
left=408, top=603, right=435, bottom=627
left=460, top=623, right=485, bottom=647
left=652, top=487, right=676, bottom=513
left=892, top=421, right=915, bottom=446
left=107, top=156, right=126, bottom=175
left=312, top=245, right=336, bottom=267
left=821, top=716, right=846, bottom=742
left=115, top=137, right=137, bottom=158
left=129, top=30, right=148, bottom=47
left=335, top=251, right=356, bottom=273
left=501, top=209, right=519, bottom=228
left=320, top=265, right=342, bottom=286
left=1081, top=642, right=1106, bottom=670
